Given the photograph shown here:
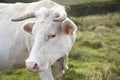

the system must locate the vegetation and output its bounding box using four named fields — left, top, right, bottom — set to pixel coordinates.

left=68, top=0, right=120, bottom=17
left=0, top=0, right=120, bottom=80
